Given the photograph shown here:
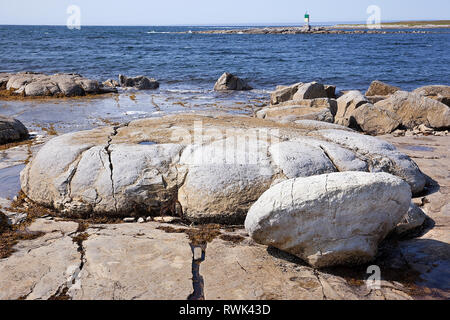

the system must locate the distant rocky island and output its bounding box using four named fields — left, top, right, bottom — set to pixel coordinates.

left=192, top=20, right=450, bottom=35
left=335, top=20, right=450, bottom=29
left=193, top=26, right=433, bottom=35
